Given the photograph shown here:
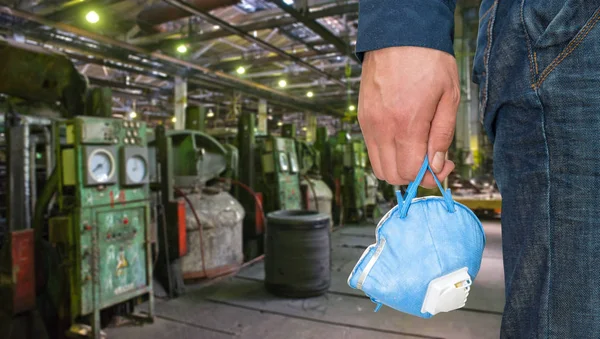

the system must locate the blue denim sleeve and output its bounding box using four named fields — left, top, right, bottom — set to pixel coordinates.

left=356, top=0, right=457, bottom=62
